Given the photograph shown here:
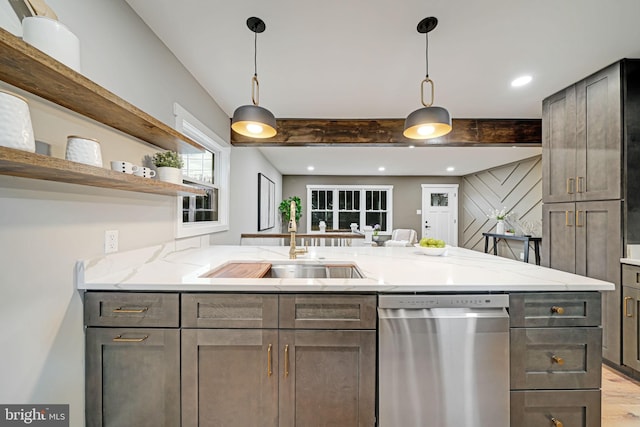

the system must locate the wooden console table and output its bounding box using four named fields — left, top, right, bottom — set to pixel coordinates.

left=482, top=232, right=542, bottom=265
